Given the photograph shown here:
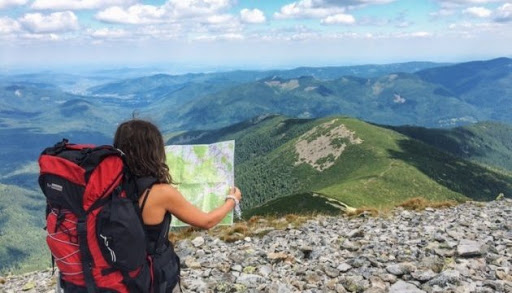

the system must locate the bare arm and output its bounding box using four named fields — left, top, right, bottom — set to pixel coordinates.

left=156, top=185, right=242, bottom=229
